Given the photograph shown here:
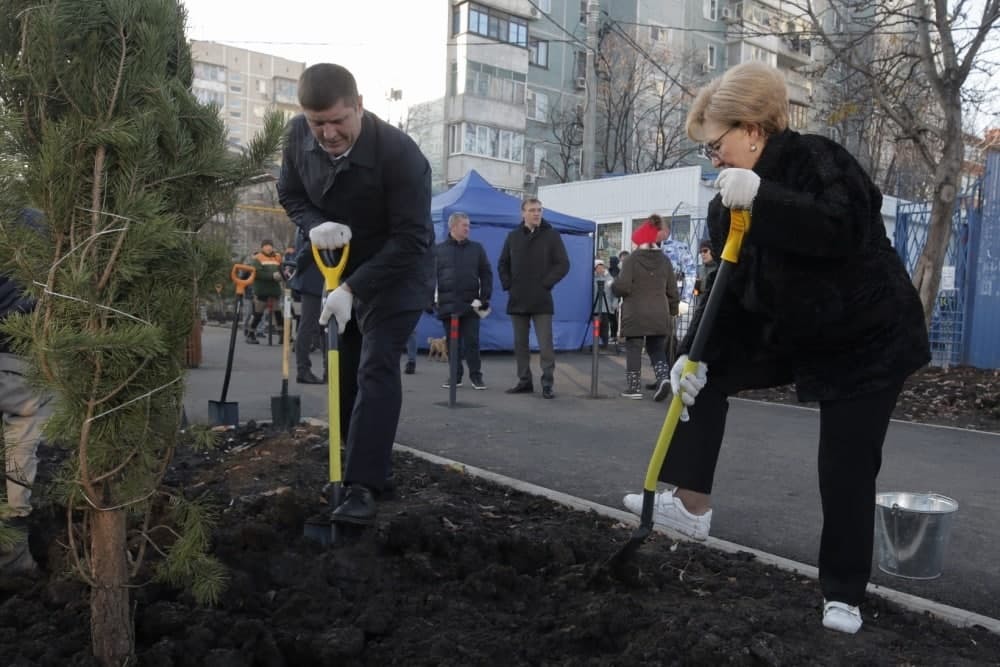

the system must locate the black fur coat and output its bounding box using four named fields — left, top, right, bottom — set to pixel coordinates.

left=681, top=130, right=930, bottom=401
